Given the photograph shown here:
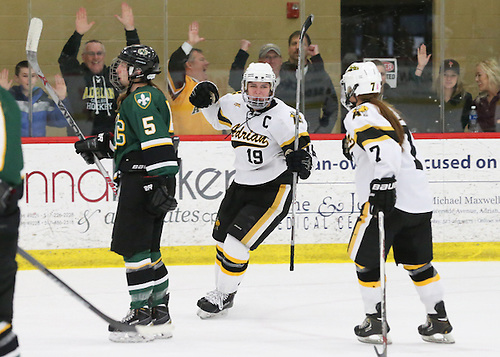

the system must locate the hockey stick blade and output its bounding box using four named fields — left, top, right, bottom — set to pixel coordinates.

left=26, top=18, right=43, bottom=53
left=17, top=248, right=173, bottom=337
left=301, top=14, right=314, bottom=37
left=26, top=17, right=118, bottom=197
